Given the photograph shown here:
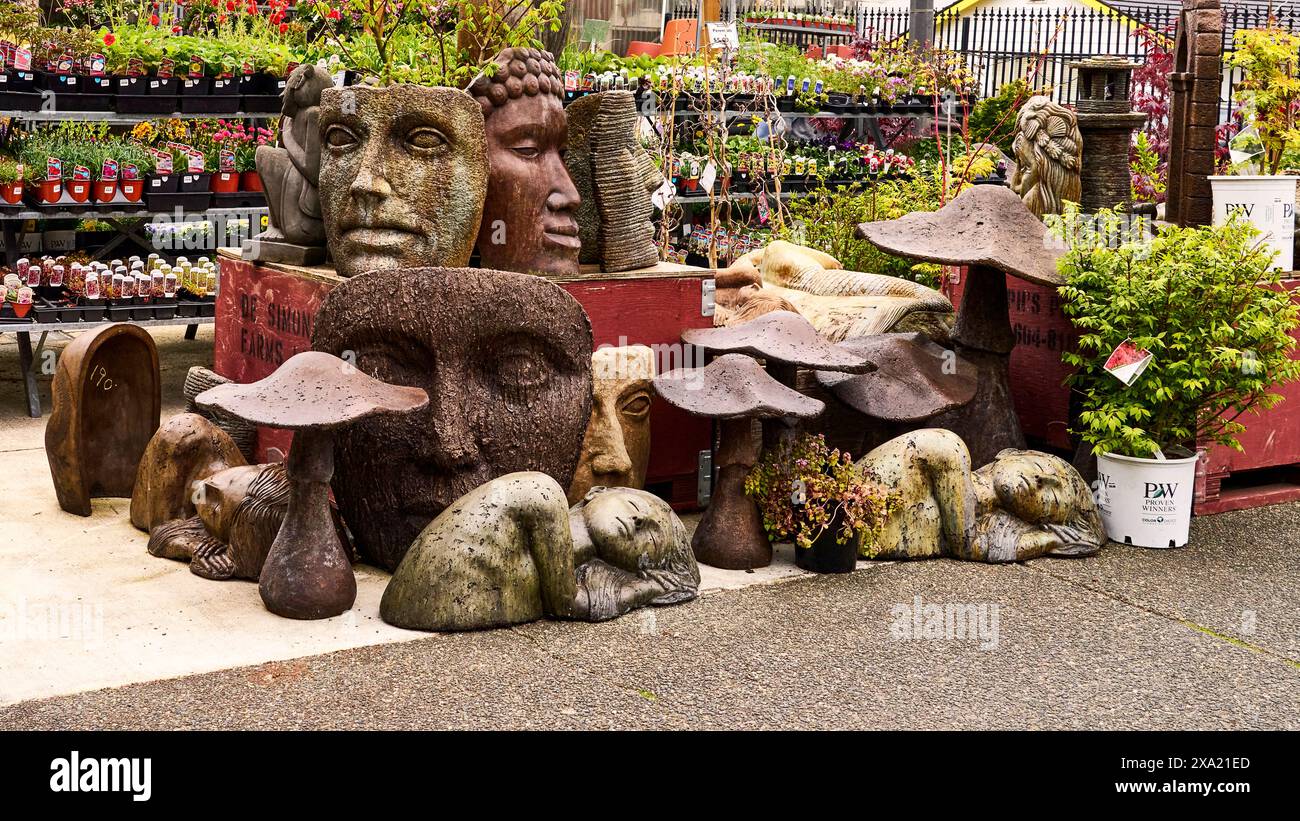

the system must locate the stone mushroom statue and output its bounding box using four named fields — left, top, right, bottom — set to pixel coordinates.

left=857, top=185, right=1064, bottom=466
left=654, top=354, right=824, bottom=570
left=196, top=351, right=429, bottom=619
left=814, top=332, right=978, bottom=455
